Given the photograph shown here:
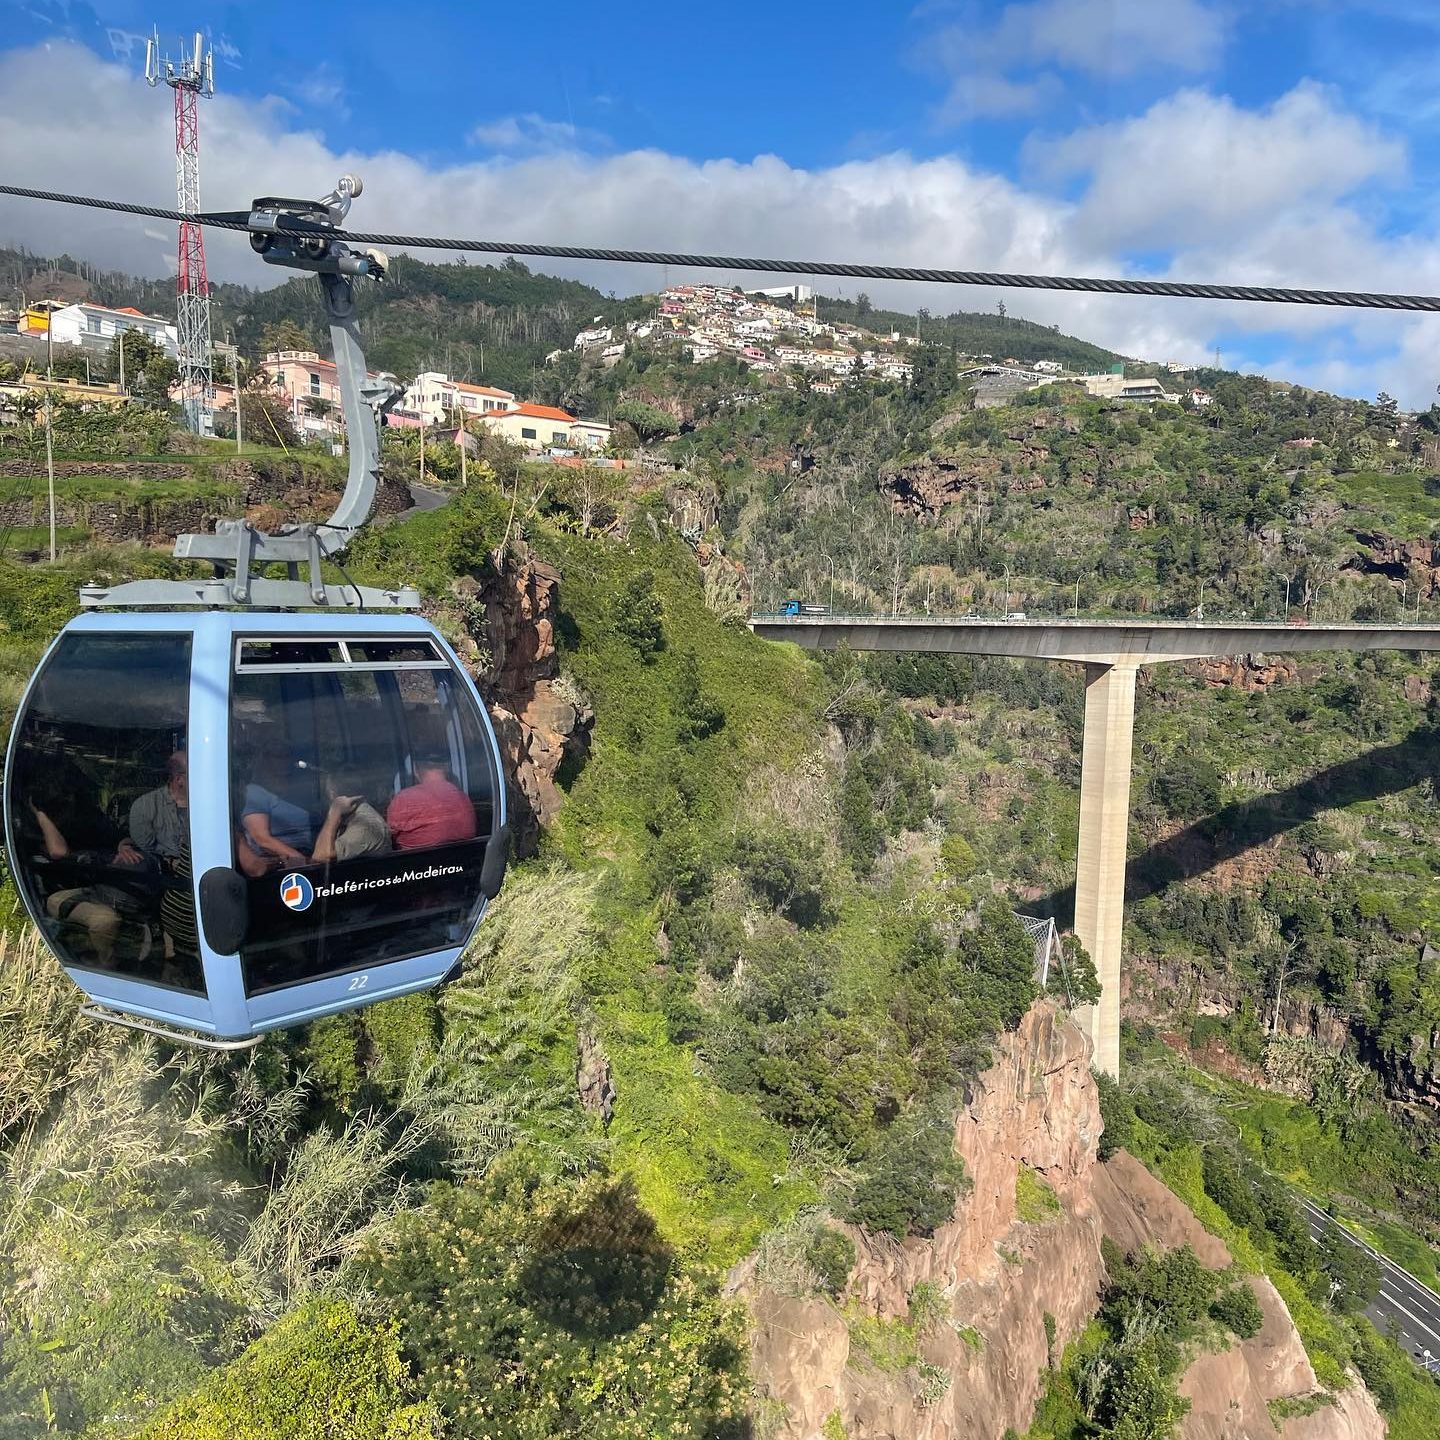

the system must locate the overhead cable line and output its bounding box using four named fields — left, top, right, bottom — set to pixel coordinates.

left=3, top=181, right=1439, bottom=314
